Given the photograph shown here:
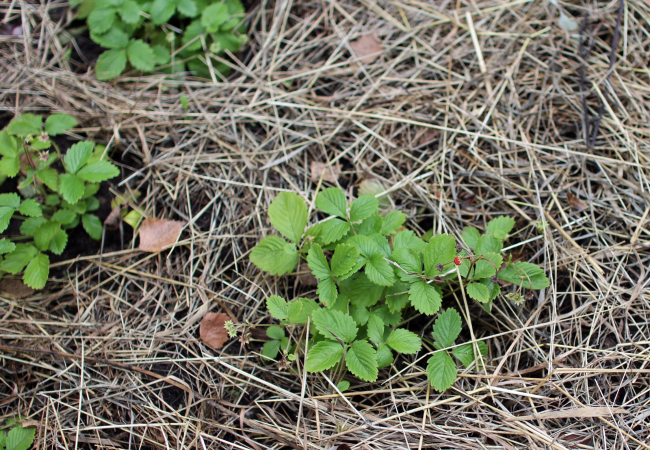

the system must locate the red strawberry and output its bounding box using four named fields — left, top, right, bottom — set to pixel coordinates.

left=454, top=256, right=461, bottom=266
